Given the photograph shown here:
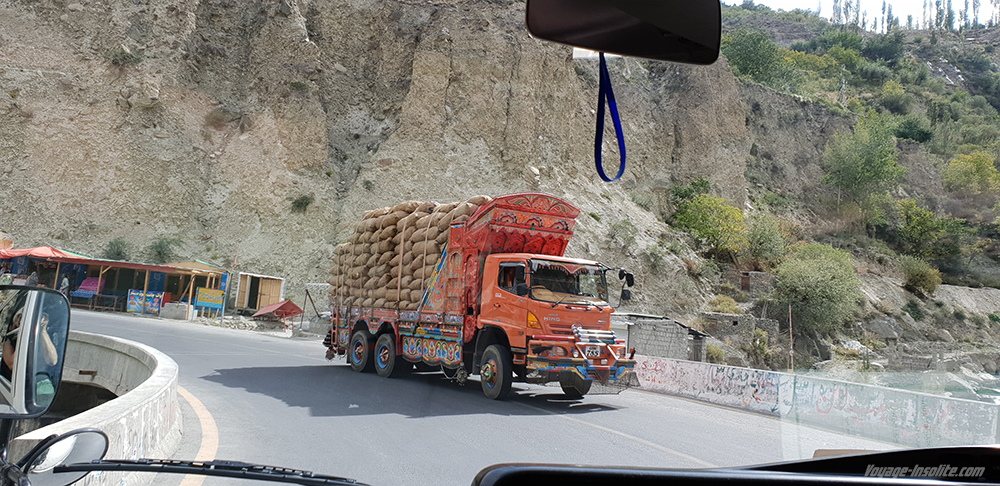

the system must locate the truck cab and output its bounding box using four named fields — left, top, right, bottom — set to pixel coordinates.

left=478, top=254, right=632, bottom=397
